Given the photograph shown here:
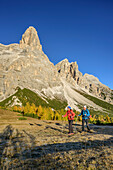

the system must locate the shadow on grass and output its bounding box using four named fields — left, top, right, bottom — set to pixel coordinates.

left=35, top=123, right=42, bottom=126
left=45, top=125, right=68, bottom=134
left=0, top=124, right=113, bottom=169
left=0, top=125, right=36, bottom=169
